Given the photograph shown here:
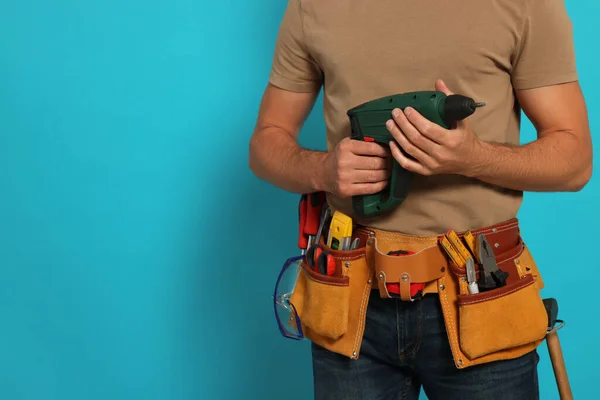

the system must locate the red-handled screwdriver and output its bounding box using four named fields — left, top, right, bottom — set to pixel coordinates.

left=297, top=192, right=326, bottom=254
left=297, top=194, right=308, bottom=254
